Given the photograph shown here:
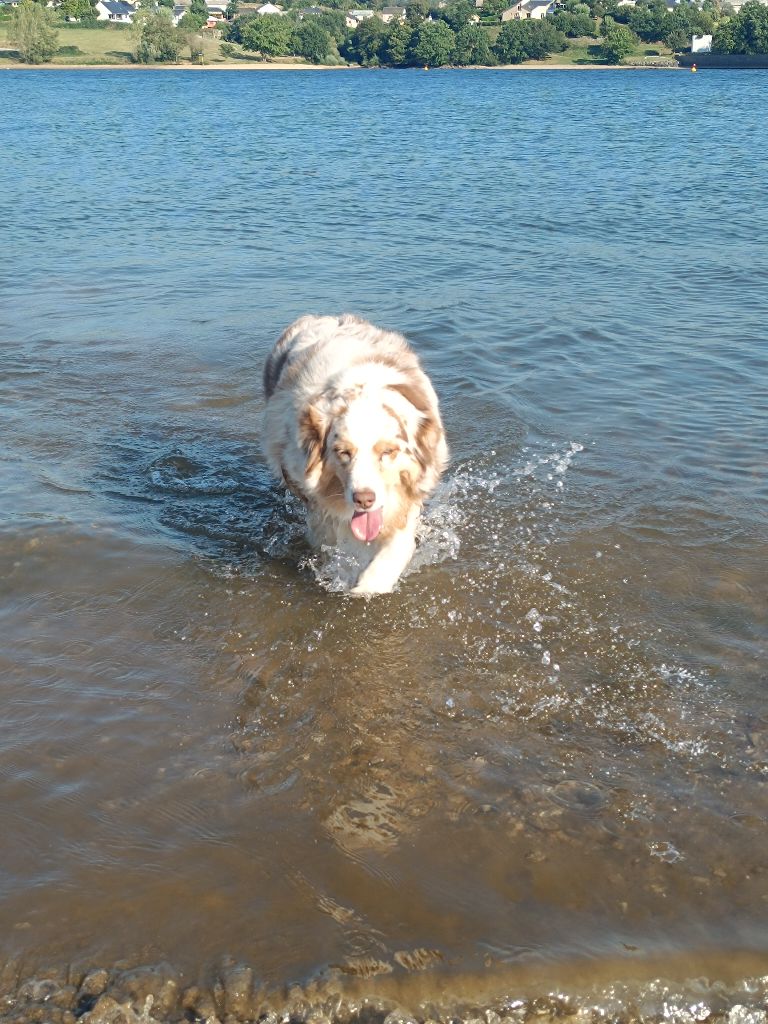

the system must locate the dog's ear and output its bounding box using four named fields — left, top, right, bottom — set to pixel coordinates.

left=387, top=376, right=445, bottom=483
left=298, top=402, right=328, bottom=480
